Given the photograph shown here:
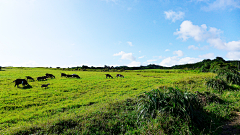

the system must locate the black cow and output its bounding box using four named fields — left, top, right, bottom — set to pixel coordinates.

left=66, top=75, right=73, bottom=78
left=116, top=74, right=124, bottom=78
left=37, top=76, right=48, bottom=81
left=105, top=74, right=113, bottom=78
left=46, top=73, right=55, bottom=78
left=13, top=79, right=29, bottom=87
left=65, top=74, right=80, bottom=78
left=72, top=74, right=80, bottom=78
left=61, top=73, right=67, bottom=77
left=26, top=76, right=34, bottom=81
left=41, top=83, right=50, bottom=89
